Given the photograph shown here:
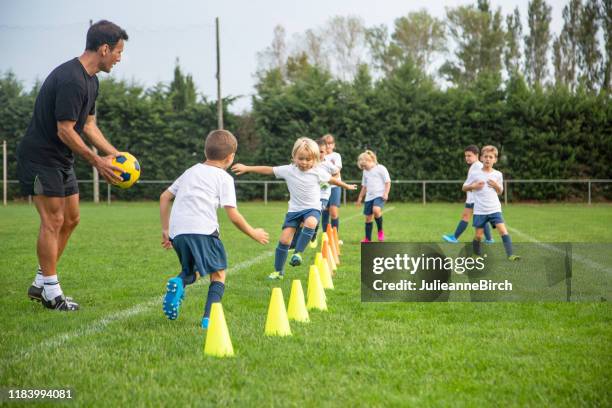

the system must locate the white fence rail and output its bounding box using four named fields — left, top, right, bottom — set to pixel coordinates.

left=4, top=178, right=612, bottom=206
